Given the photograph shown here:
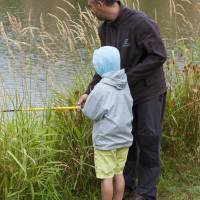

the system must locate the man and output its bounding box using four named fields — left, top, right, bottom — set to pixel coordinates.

left=78, top=1, right=167, bottom=200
